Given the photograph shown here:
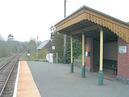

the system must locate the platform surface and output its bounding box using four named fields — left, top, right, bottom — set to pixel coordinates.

left=16, top=61, right=41, bottom=97
left=28, top=61, right=129, bottom=97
